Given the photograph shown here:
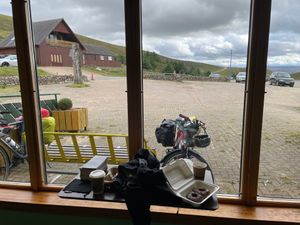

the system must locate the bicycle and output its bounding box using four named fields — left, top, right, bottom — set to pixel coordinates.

left=156, top=114, right=212, bottom=171
left=0, top=111, right=27, bottom=180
